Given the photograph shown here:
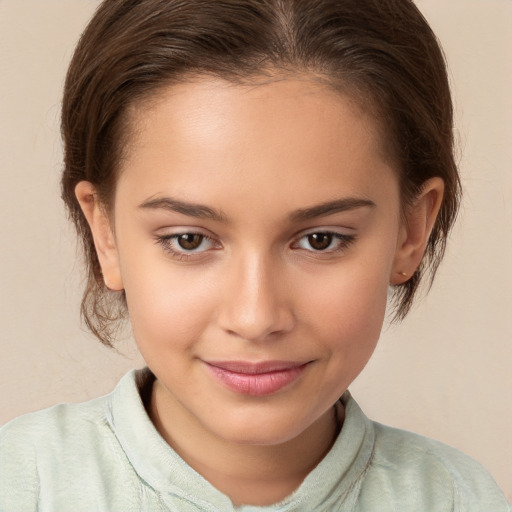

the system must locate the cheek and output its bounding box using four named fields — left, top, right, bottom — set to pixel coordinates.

left=119, top=252, right=219, bottom=351
left=299, top=261, right=390, bottom=356
left=287, top=267, right=389, bottom=409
